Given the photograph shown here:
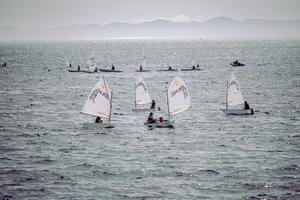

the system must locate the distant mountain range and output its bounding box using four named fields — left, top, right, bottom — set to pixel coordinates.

left=1, top=17, right=300, bottom=40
